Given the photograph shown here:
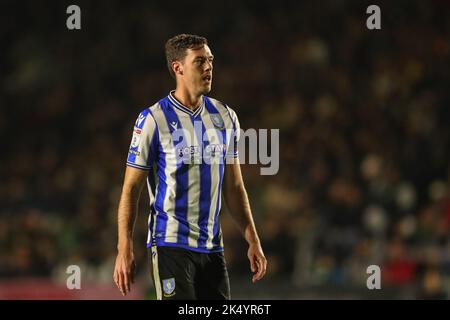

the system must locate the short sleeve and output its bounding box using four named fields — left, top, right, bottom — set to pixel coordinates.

left=225, top=106, right=240, bottom=159
left=126, top=109, right=158, bottom=170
